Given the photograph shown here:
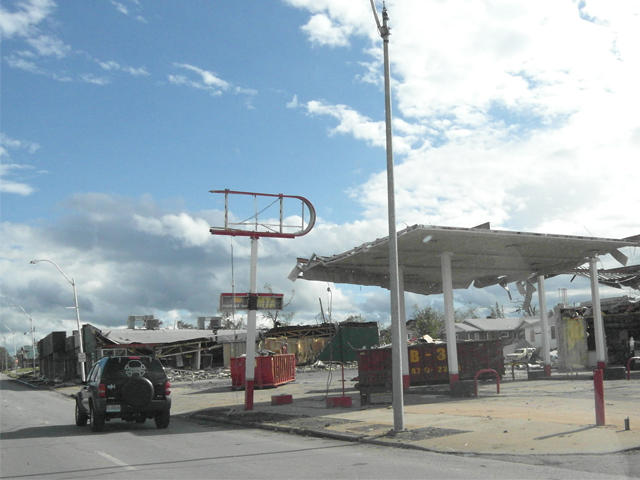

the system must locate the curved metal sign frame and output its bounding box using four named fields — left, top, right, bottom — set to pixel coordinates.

left=209, top=189, right=316, bottom=239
